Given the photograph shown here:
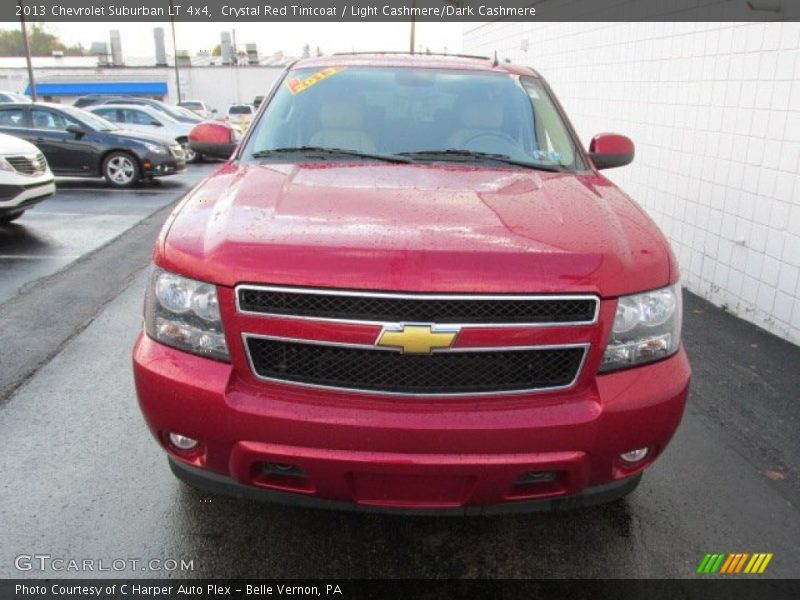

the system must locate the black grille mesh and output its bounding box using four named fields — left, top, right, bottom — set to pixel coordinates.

left=245, top=337, right=585, bottom=394
left=238, top=288, right=596, bottom=324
